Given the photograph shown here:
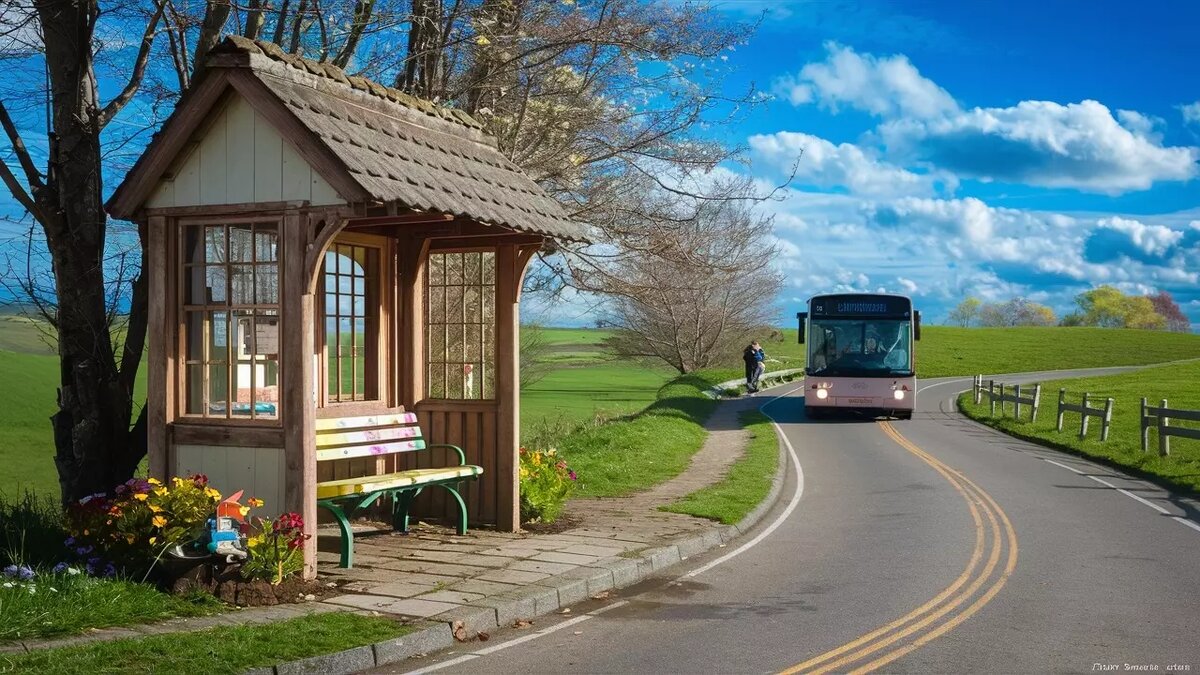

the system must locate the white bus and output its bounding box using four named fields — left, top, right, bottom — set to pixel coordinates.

left=798, top=293, right=920, bottom=420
